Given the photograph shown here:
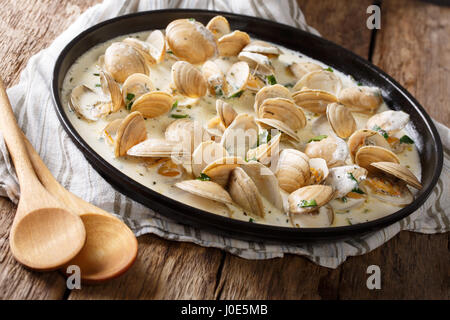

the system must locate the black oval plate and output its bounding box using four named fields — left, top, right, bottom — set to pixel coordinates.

left=52, top=9, right=443, bottom=242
